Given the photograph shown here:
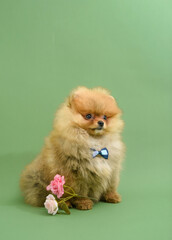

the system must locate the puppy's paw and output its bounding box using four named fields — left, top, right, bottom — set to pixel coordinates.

left=71, top=198, right=93, bottom=210
left=103, top=192, right=121, bottom=203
